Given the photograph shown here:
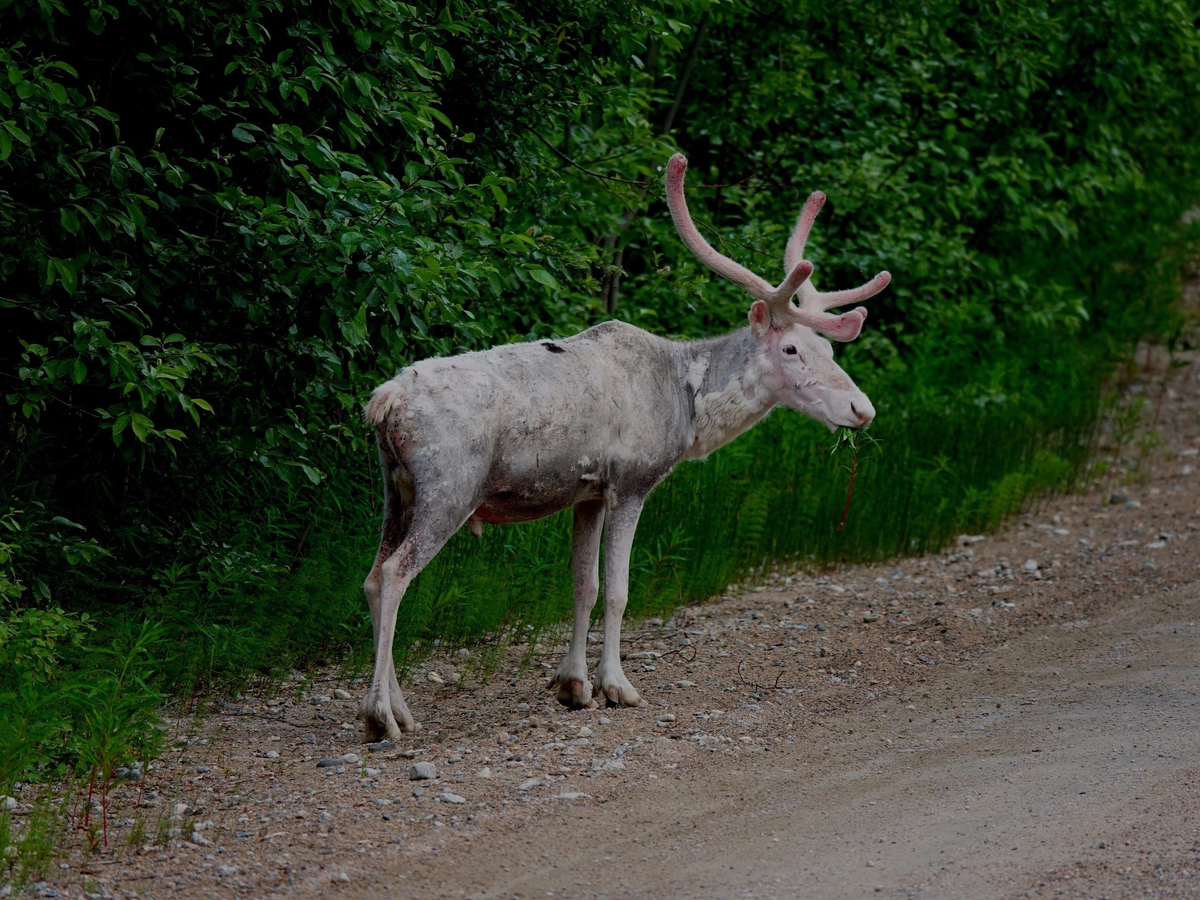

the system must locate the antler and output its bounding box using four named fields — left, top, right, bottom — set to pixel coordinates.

left=782, top=189, right=891, bottom=339
left=665, top=153, right=890, bottom=342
